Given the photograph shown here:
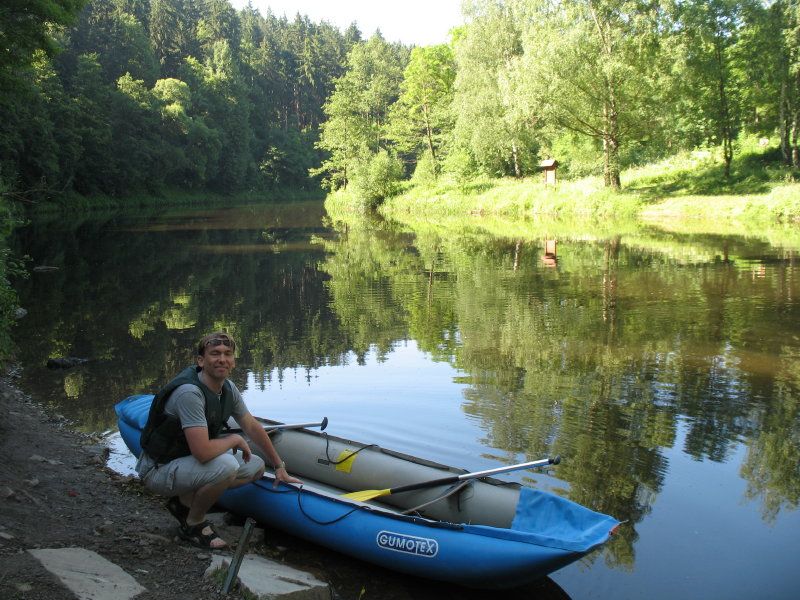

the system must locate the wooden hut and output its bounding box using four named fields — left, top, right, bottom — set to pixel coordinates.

left=539, top=159, right=558, bottom=185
